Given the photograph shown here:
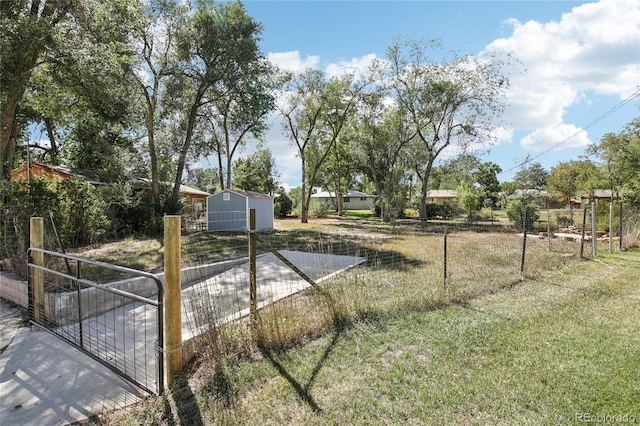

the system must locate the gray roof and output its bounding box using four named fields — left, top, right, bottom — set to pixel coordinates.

left=509, top=189, right=549, bottom=199
left=311, top=190, right=376, bottom=198
left=210, top=189, right=272, bottom=199
left=426, top=190, right=457, bottom=198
